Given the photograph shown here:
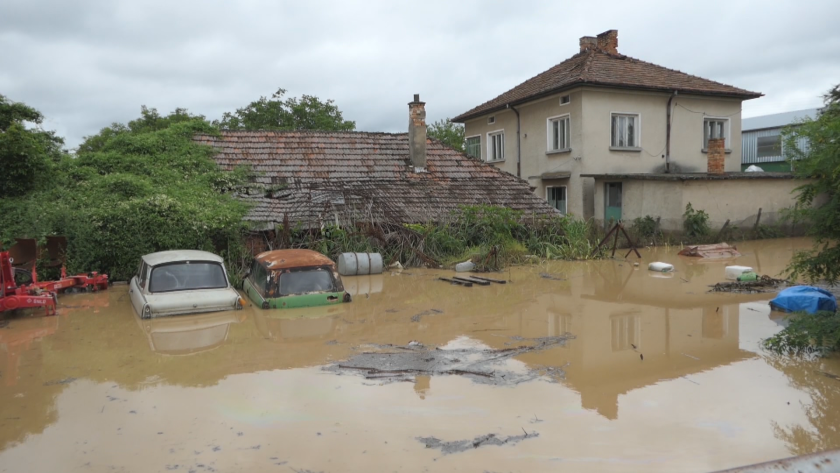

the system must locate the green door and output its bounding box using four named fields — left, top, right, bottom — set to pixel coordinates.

left=605, top=182, right=622, bottom=223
